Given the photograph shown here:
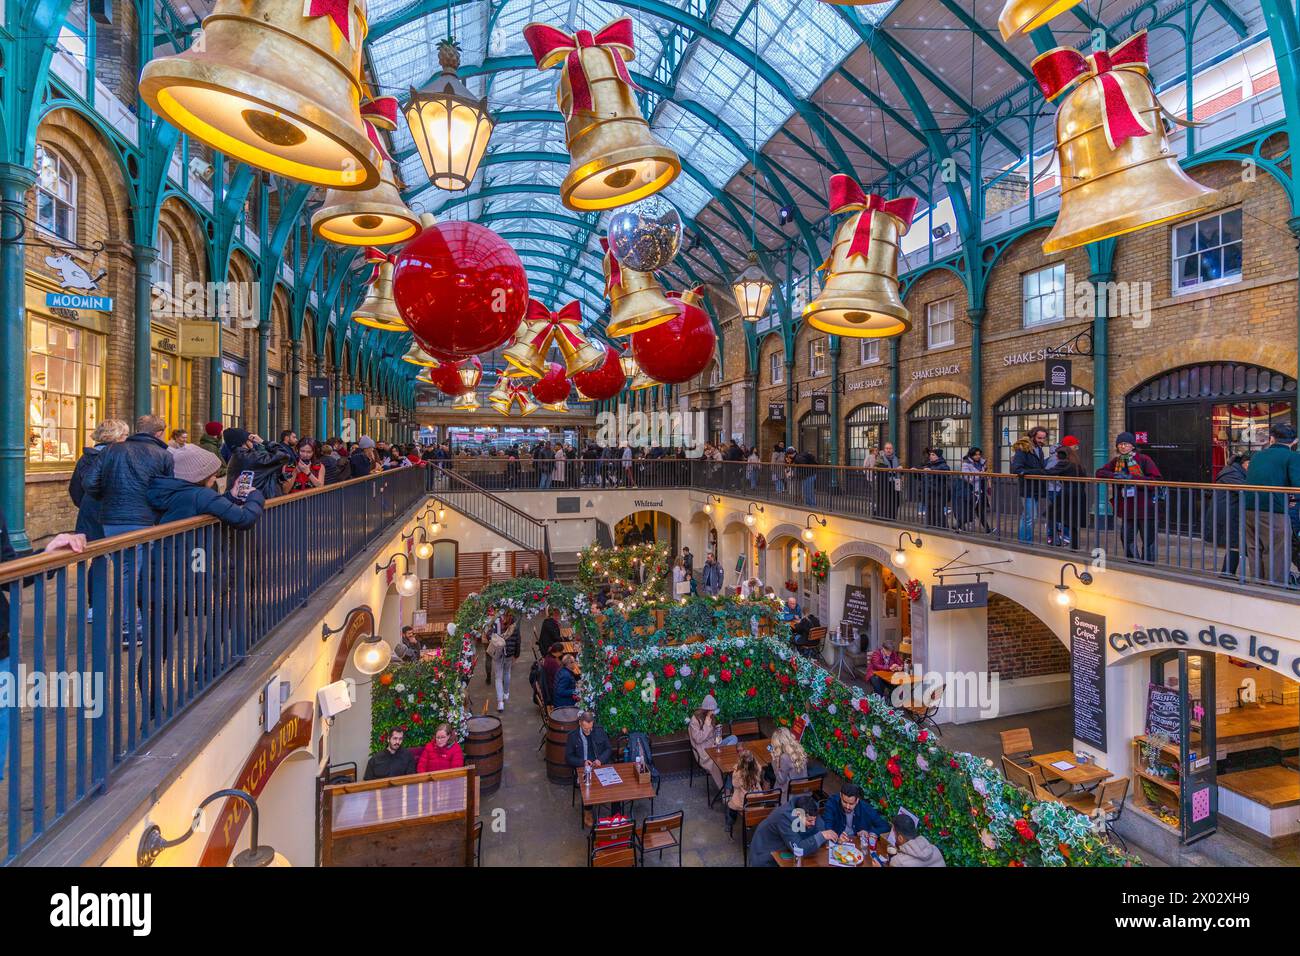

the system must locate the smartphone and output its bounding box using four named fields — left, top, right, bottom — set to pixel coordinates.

left=232, top=470, right=255, bottom=499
